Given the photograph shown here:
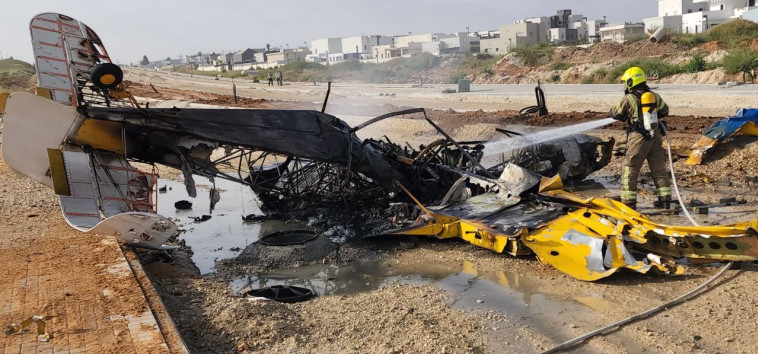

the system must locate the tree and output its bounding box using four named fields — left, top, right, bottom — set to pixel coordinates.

left=266, top=44, right=271, bottom=52
left=165, top=56, right=171, bottom=61
left=141, top=55, right=149, bottom=66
